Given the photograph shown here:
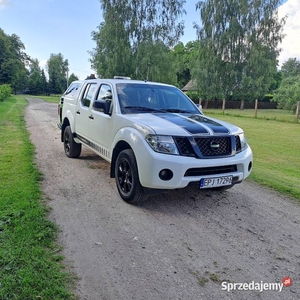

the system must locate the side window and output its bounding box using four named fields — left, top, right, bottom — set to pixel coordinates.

left=96, top=84, right=113, bottom=112
left=97, top=84, right=112, bottom=102
left=81, top=83, right=97, bottom=107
